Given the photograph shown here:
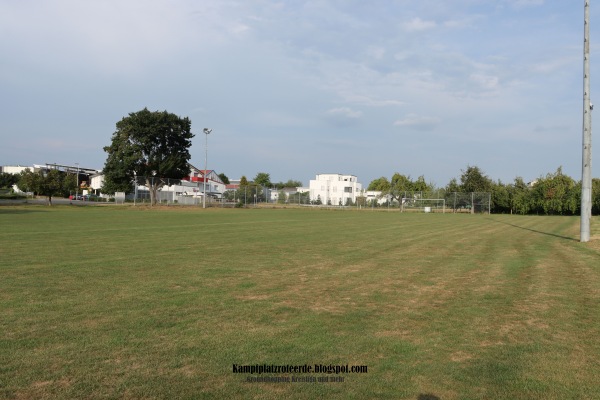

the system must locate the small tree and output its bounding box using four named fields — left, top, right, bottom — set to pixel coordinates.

left=491, top=180, right=510, bottom=213
left=18, top=169, right=76, bottom=205
left=0, top=173, right=19, bottom=190
left=277, top=190, right=287, bottom=204
left=510, top=177, right=531, bottom=215
left=218, top=173, right=230, bottom=184
left=273, top=179, right=303, bottom=190
left=253, top=172, right=271, bottom=187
